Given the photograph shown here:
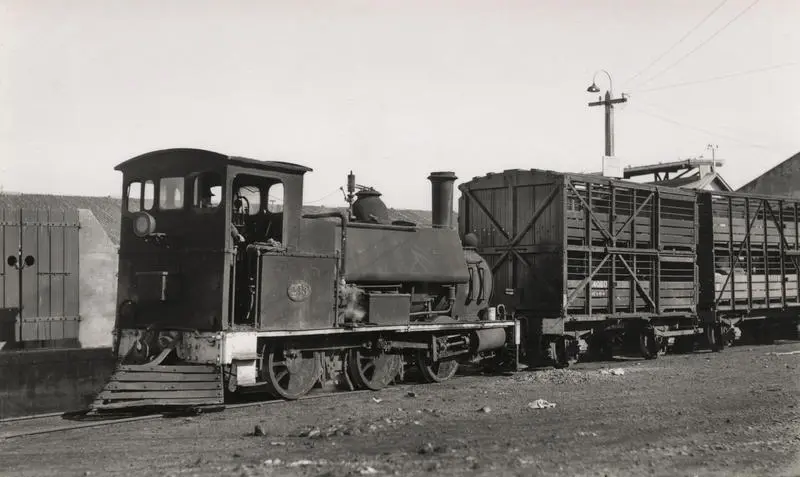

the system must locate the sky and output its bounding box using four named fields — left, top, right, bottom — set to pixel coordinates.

left=1, top=0, right=798, bottom=210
